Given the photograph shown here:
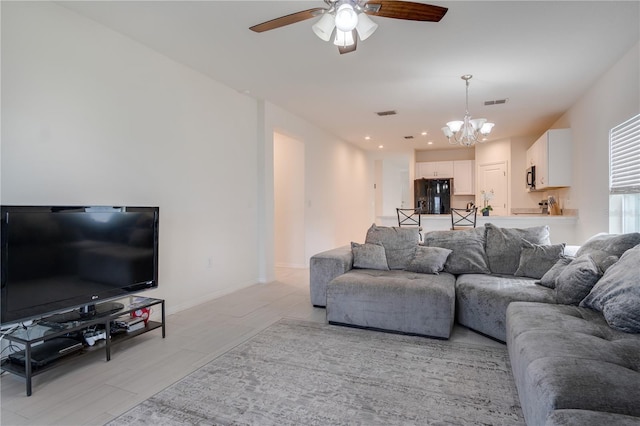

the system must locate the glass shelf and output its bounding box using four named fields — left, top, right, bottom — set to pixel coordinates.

left=1, top=296, right=165, bottom=396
